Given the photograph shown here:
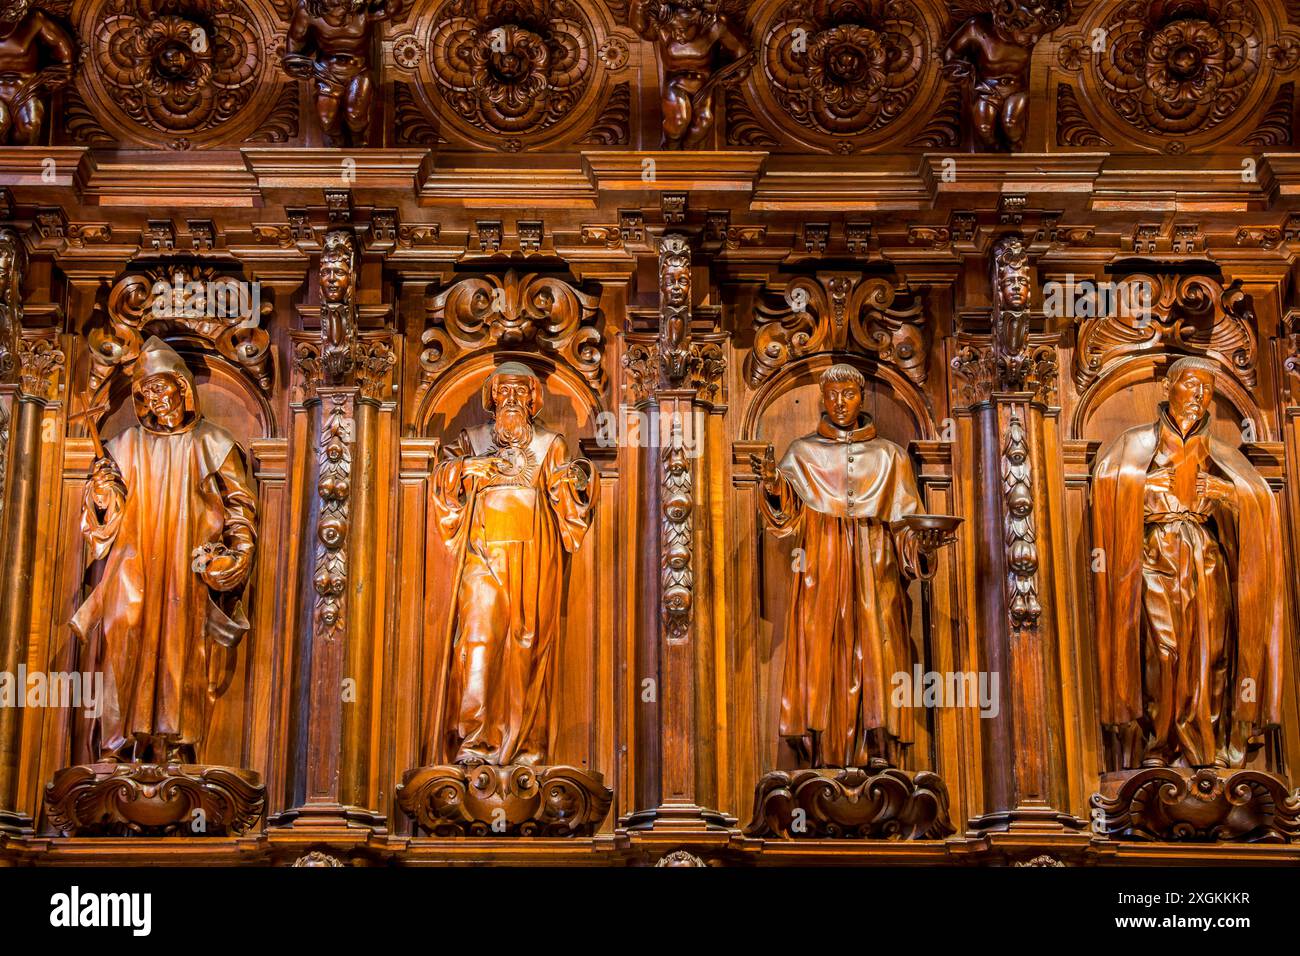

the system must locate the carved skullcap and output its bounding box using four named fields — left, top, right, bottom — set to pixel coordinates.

left=819, top=363, right=866, bottom=390
left=1166, top=355, right=1219, bottom=384
left=481, top=361, right=543, bottom=417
